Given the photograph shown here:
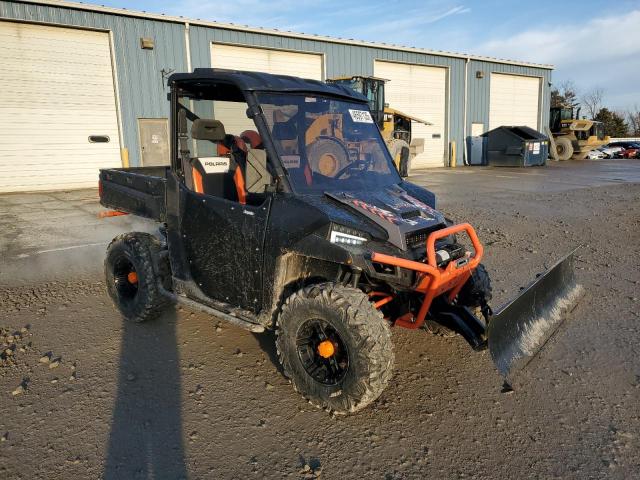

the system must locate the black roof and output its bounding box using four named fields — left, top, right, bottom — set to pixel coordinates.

left=168, top=68, right=367, bottom=102
left=481, top=125, right=547, bottom=140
